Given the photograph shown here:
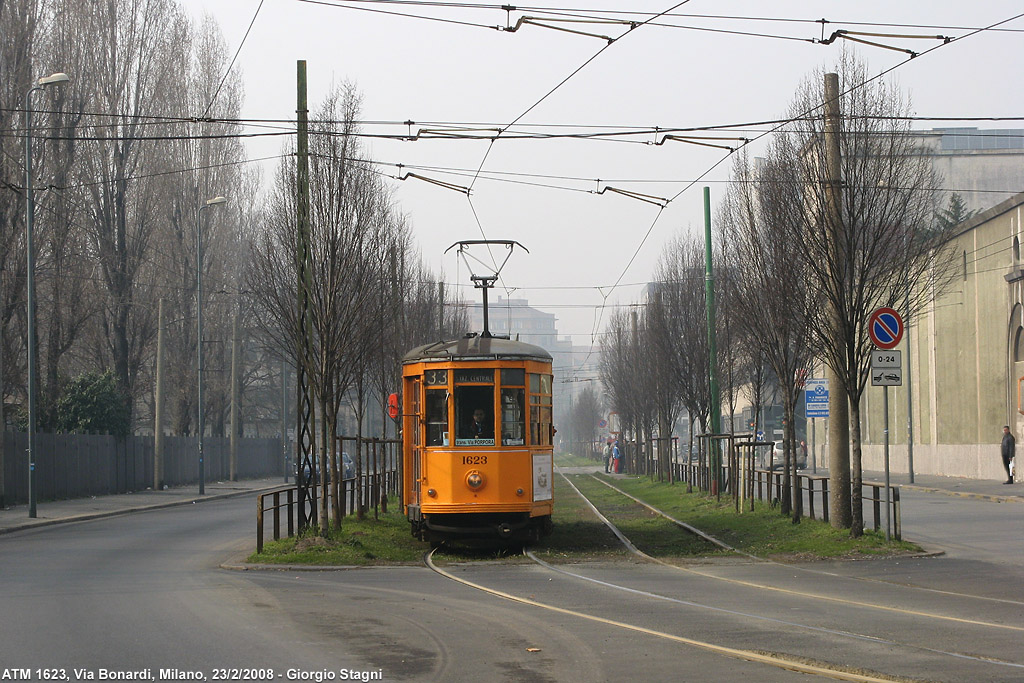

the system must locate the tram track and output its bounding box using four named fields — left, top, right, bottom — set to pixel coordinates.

left=423, top=469, right=1024, bottom=681
left=587, top=473, right=1024, bottom=614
